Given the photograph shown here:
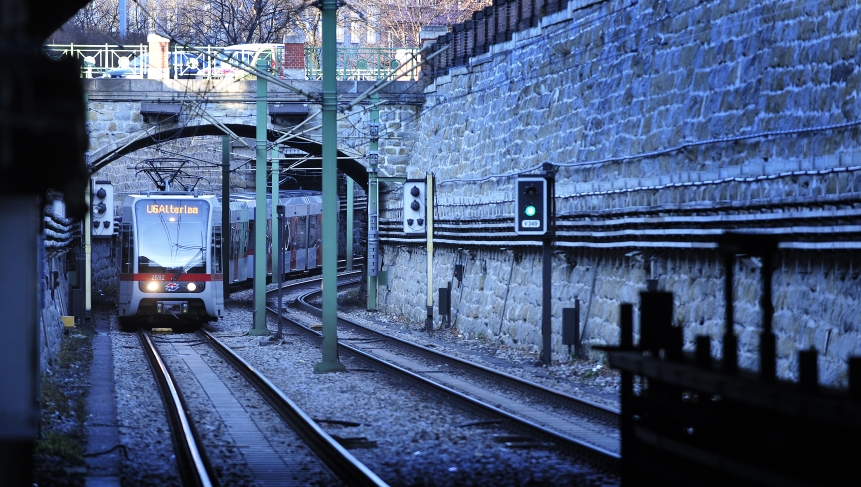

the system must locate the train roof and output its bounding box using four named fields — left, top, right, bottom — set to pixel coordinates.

left=126, top=191, right=218, bottom=198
